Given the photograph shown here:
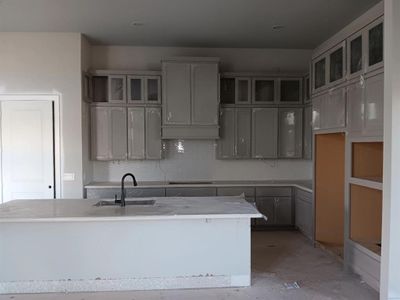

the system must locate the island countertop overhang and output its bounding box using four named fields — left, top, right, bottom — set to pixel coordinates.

left=0, top=196, right=262, bottom=223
